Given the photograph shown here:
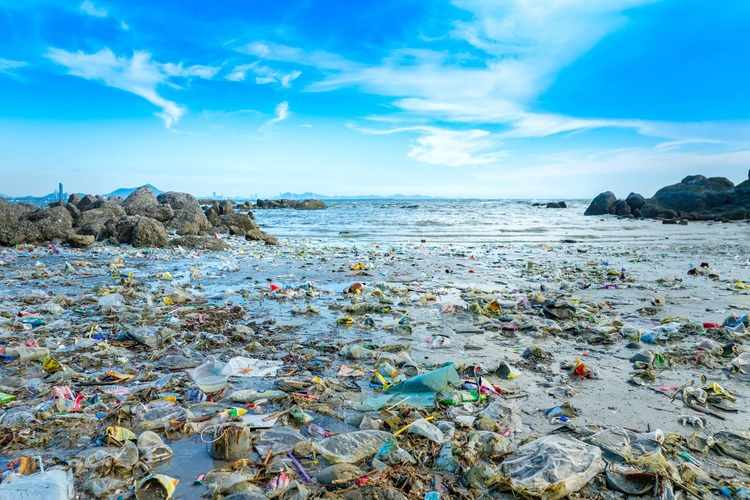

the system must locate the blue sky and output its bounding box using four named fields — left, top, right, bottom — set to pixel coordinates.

left=1, top=0, right=749, bottom=198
